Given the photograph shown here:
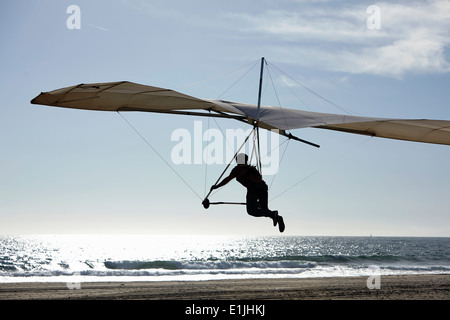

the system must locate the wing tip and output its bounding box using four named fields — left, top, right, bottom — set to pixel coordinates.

left=30, top=93, right=45, bottom=105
